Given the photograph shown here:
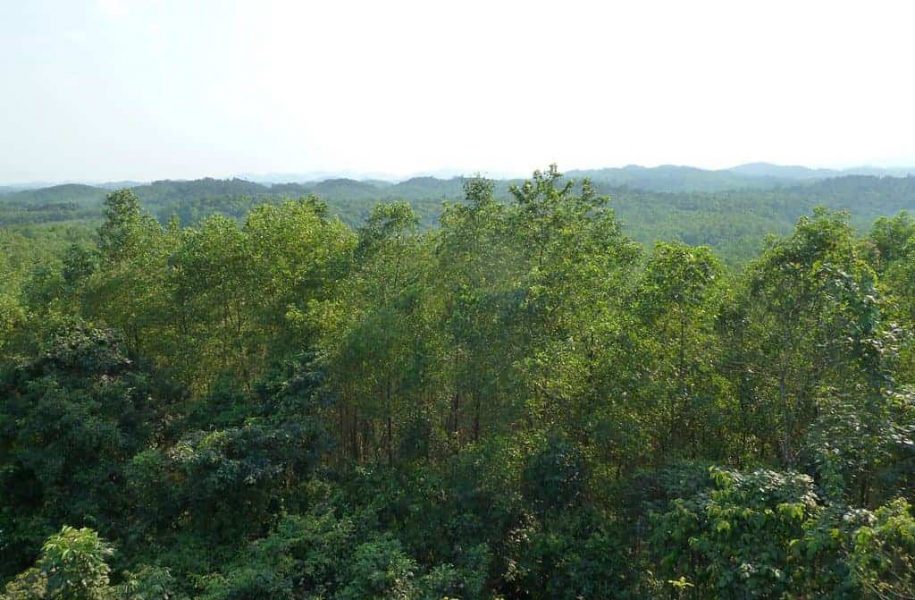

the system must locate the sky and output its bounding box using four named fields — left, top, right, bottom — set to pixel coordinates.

left=2, top=0, right=915, bottom=183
